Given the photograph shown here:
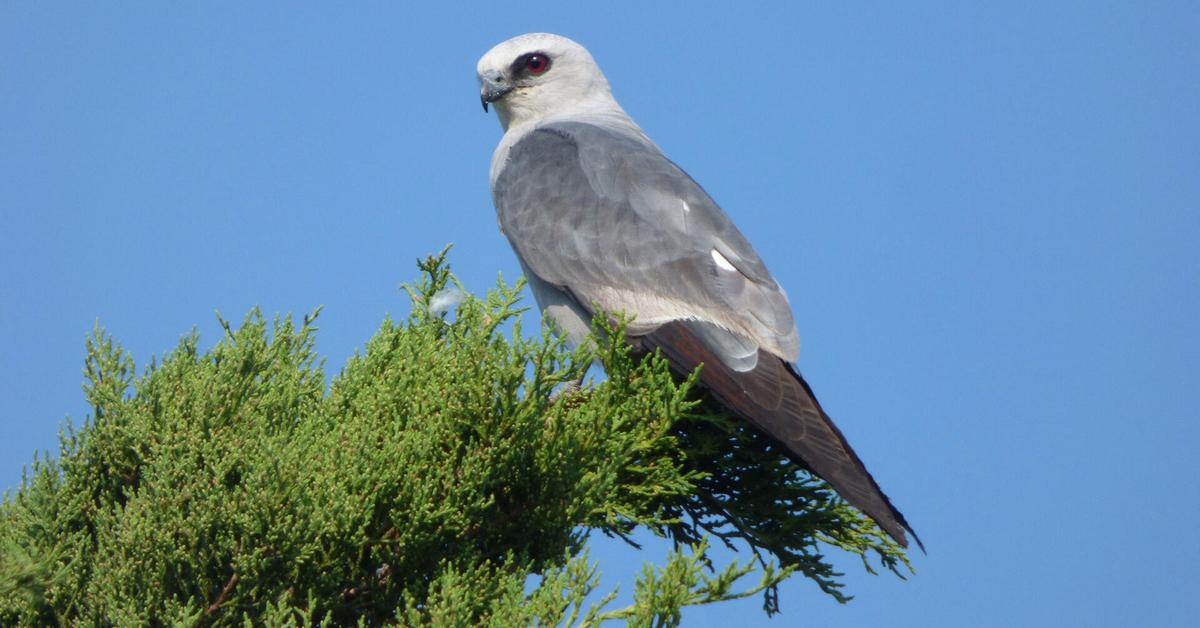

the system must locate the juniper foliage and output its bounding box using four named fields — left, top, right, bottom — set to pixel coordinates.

left=0, top=250, right=911, bottom=626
